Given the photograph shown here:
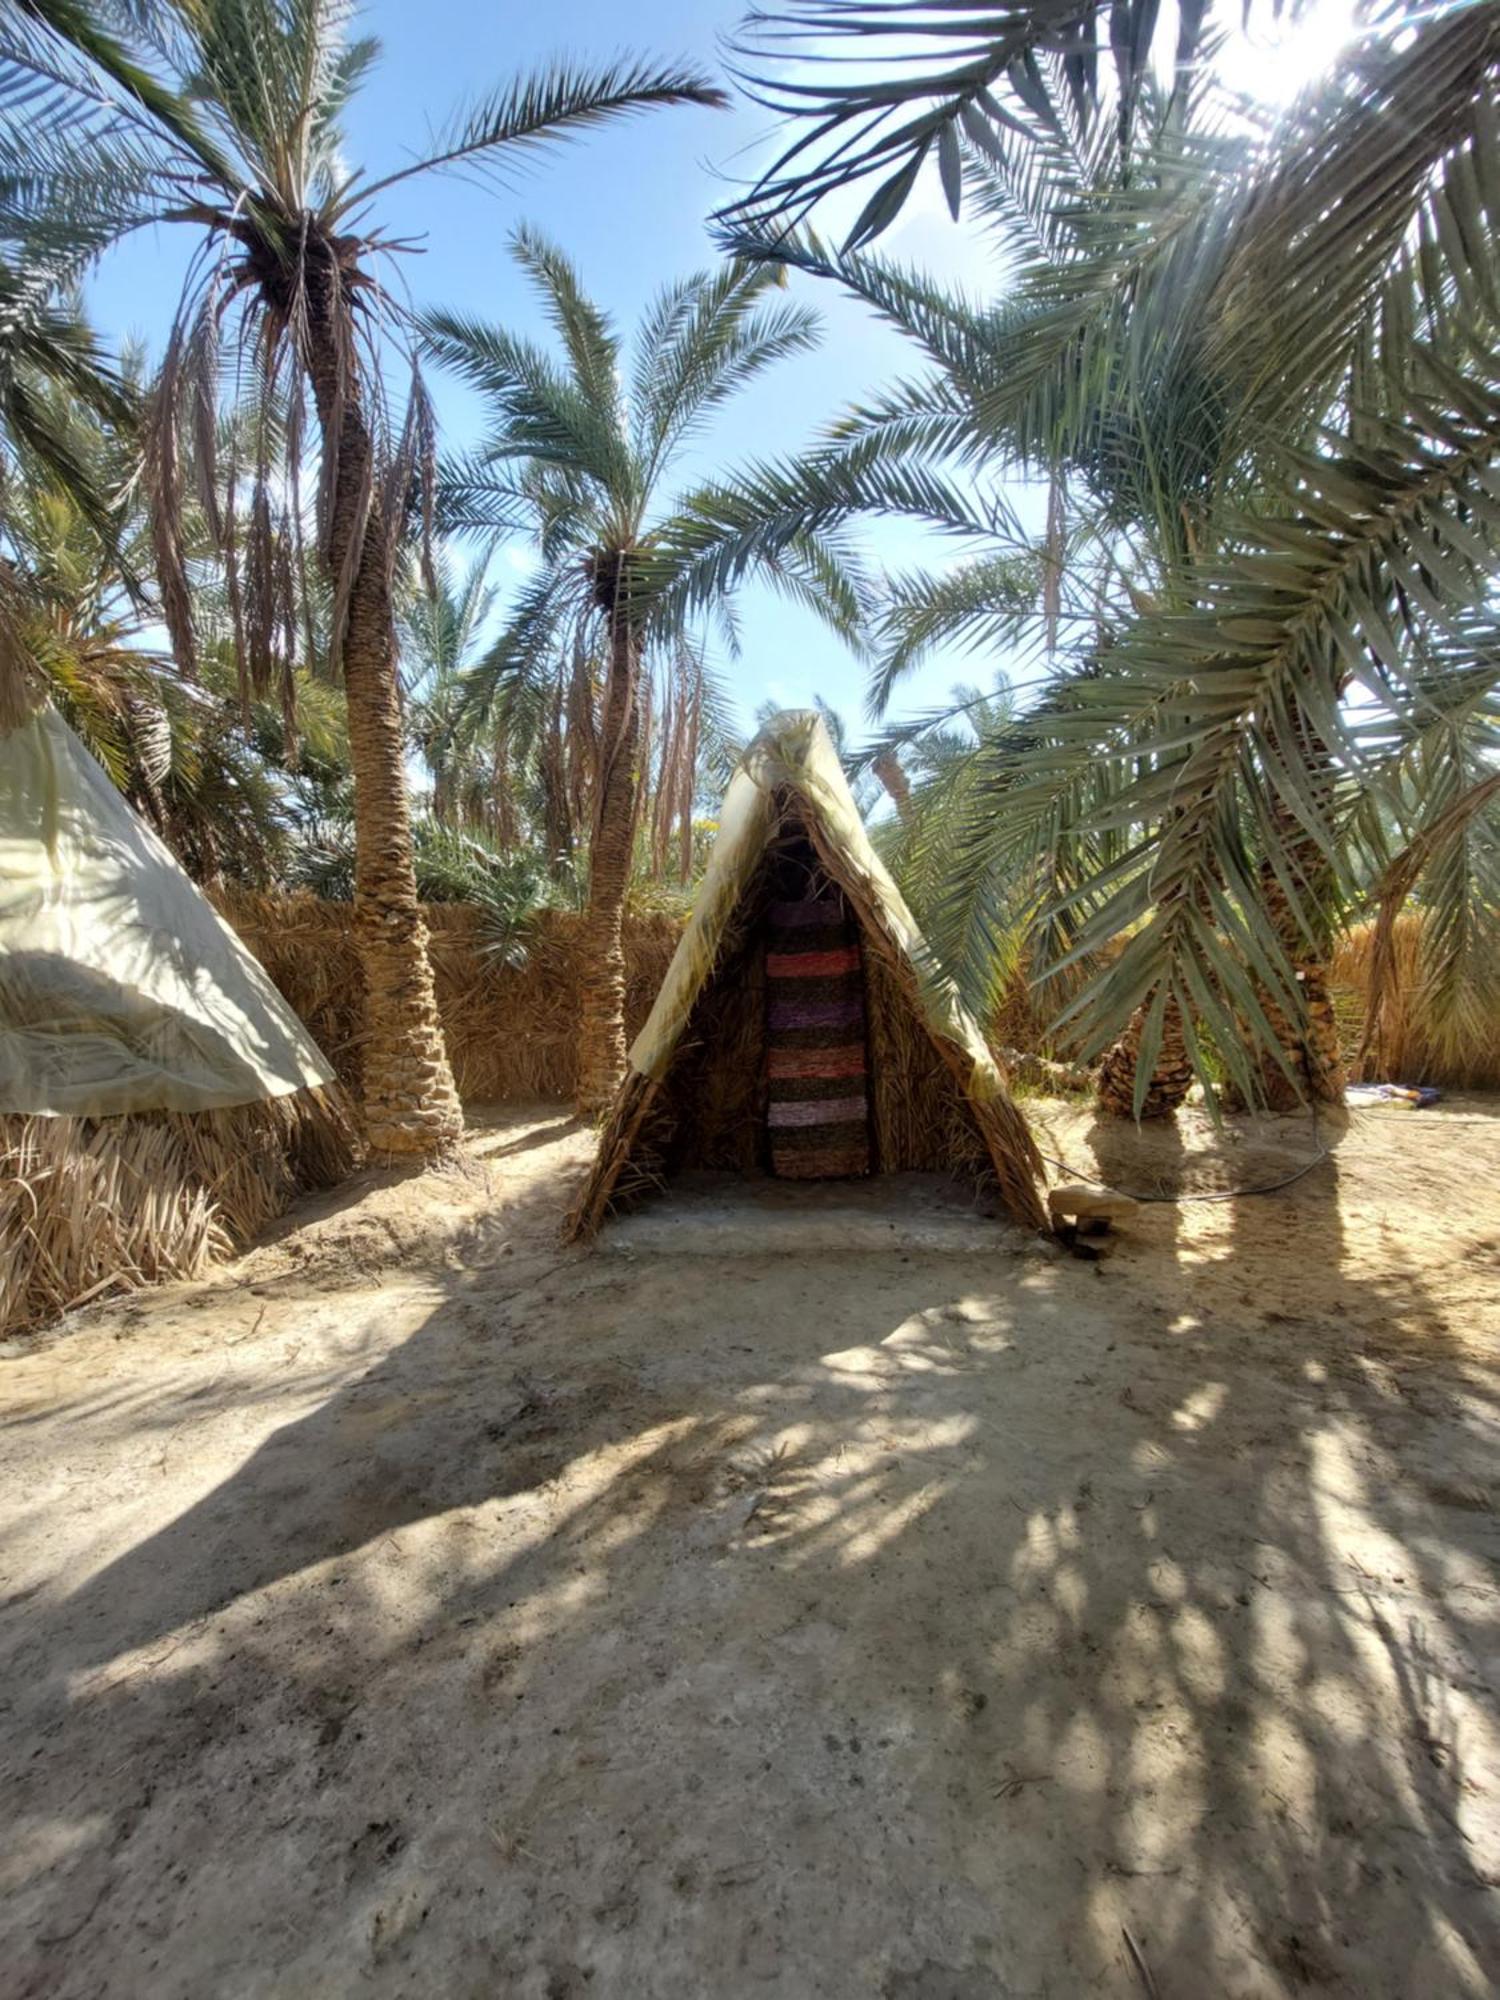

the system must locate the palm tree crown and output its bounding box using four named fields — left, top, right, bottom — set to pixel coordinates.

left=424, top=232, right=870, bottom=1104
left=0, top=0, right=724, bottom=1153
